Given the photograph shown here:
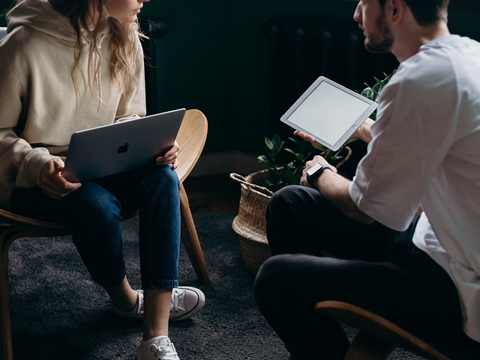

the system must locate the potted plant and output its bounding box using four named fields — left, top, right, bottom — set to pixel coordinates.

left=230, top=71, right=396, bottom=274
